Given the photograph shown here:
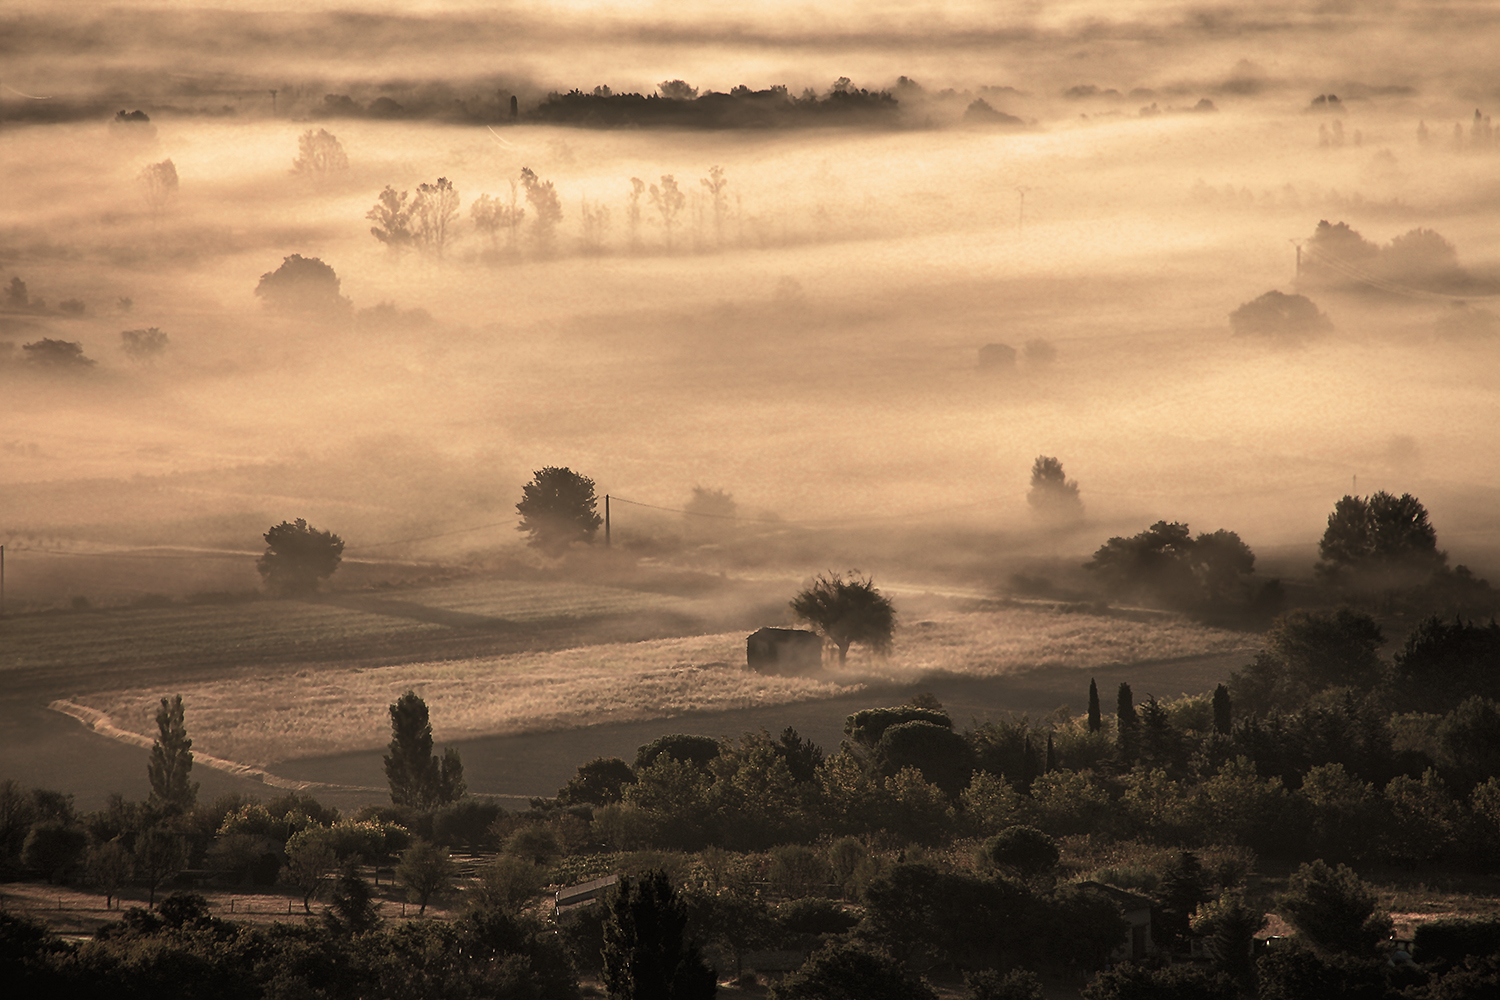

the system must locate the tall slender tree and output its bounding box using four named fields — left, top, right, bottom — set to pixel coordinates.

left=147, top=695, right=197, bottom=811
left=383, top=690, right=466, bottom=809
left=602, top=869, right=716, bottom=1000
left=1088, top=678, right=1102, bottom=733
left=1116, top=682, right=1138, bottom=762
